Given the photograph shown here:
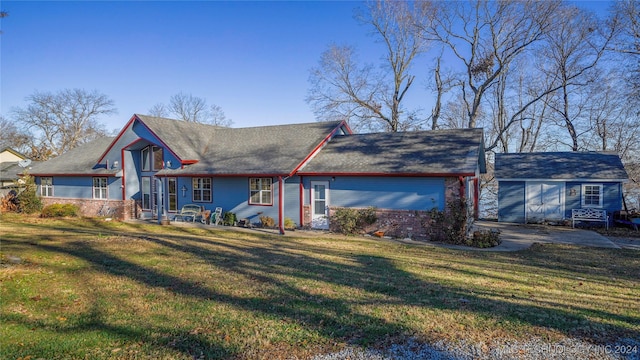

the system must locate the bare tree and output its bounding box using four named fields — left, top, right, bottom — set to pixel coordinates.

left=611, top=0, right=640, bottom=103
left=307, top=0, right=435, bottom=132
left=420, top=0, right=562, bottom=129
left=147, top=103, right=169, bottom=118
left=12, top=89, right=115, bottom=160
left=149, top=92, right=233, bottom=127
left=541, top=6, right=615, bottom=151
left=168, top=92, right=208, bottom=123
left=0, top=115, right=30, bottom=153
